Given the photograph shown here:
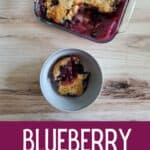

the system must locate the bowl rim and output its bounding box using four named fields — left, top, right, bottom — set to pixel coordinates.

left=40, top=48, right=103, bottom=112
